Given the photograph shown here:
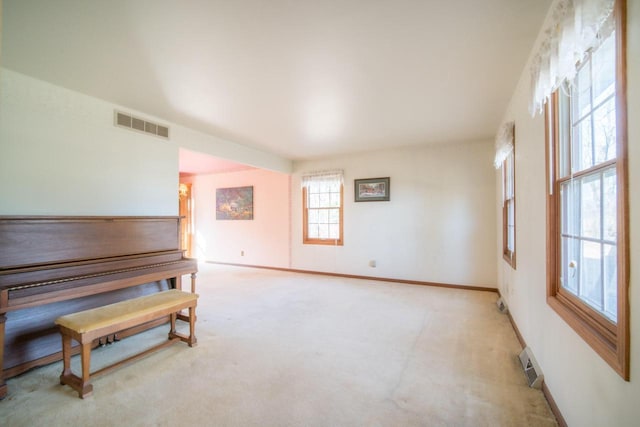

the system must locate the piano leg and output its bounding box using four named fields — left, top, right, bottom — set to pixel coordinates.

left=190, top=272, right=197, bottom=294
left=0, top=313, right=7, bottom=399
